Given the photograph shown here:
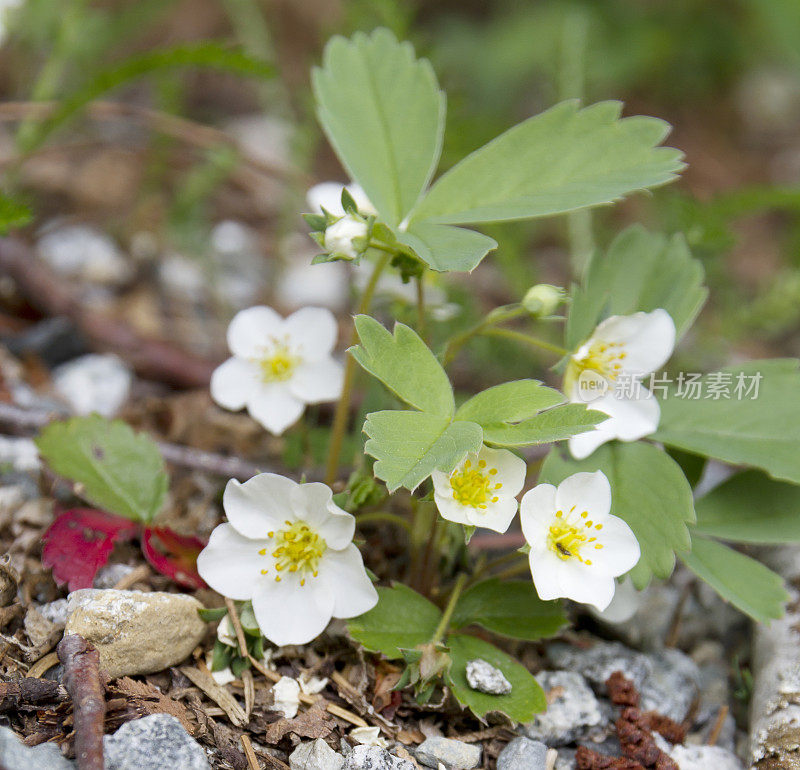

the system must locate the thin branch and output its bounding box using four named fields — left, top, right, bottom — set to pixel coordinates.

left=58, top=634, right=106, bottom=770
